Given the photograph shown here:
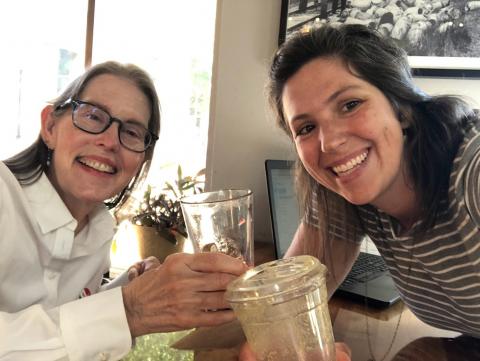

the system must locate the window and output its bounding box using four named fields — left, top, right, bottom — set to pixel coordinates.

left=1, top=0, right=216, bottom=186
left=93, top=0, right=216, bottom=184
left=0, top=0, right=86, bottom=158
